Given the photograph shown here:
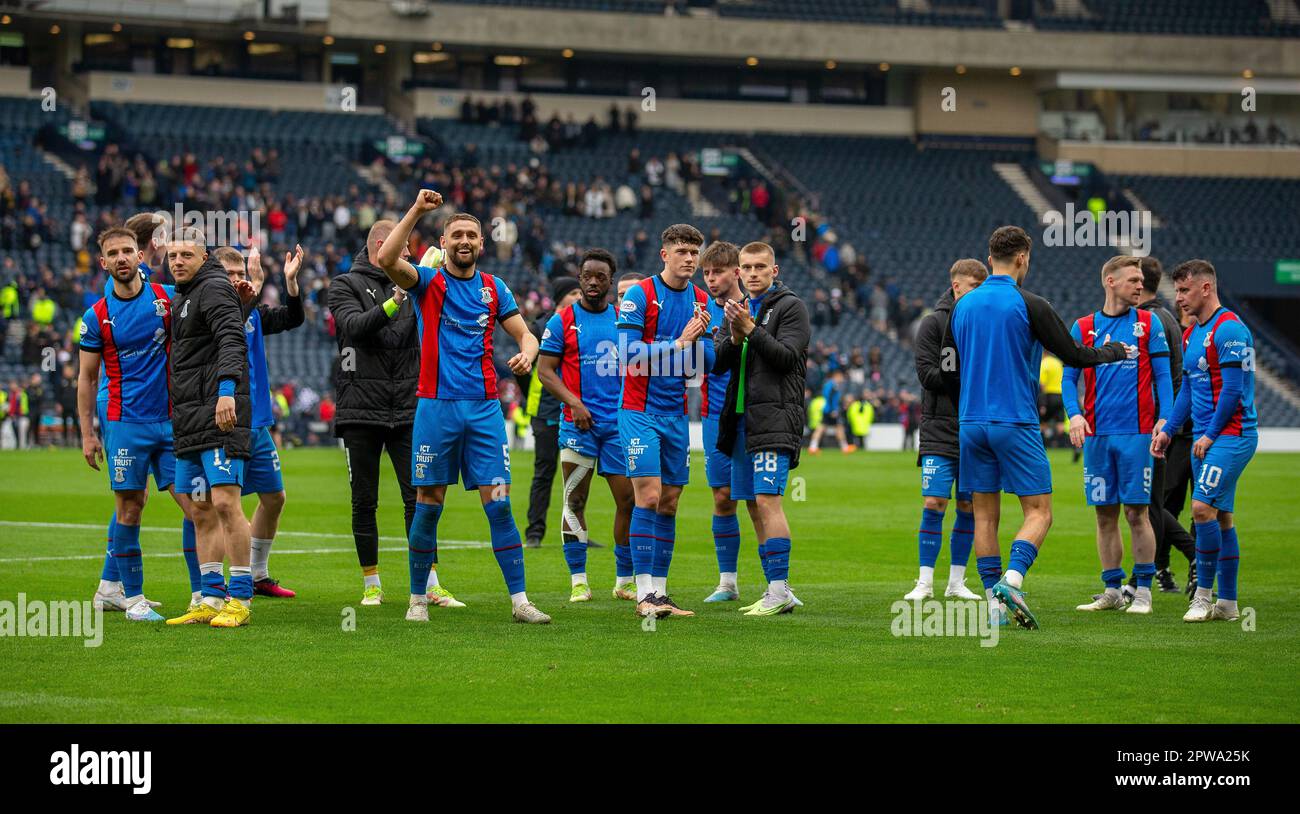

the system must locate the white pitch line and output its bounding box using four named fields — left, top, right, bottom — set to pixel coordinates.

left=0, top=545, right=492, bottom=564
left=0, top=520, right=487, bottom=546
left=0, top=520, right=491, bottom=564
